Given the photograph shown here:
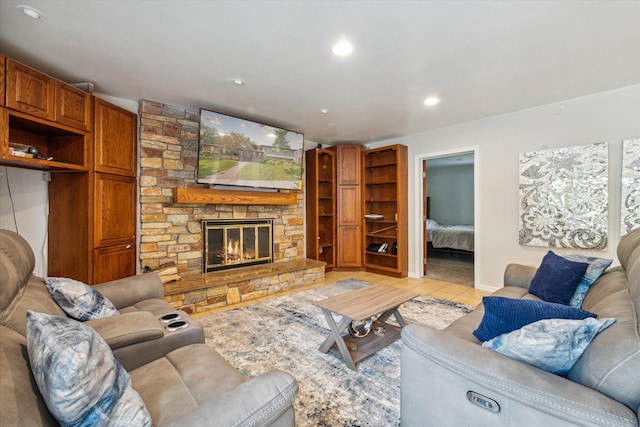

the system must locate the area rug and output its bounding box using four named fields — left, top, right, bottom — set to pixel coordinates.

left=198, top=279, right=472, bottom=426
